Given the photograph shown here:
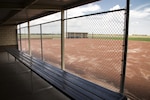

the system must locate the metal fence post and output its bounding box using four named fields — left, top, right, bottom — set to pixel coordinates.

left=19, top=25, right=22, bottom=51
left=40, top=24, right=44, bottom=60
left=120, top=0, right=130, bottom=94
left=61, top=10, right=65, bottom=70
left=28, top=21, right=31, bottom=56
